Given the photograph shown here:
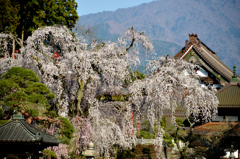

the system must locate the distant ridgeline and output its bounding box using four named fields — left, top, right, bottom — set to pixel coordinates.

left=77, top=0, right=240, bottom=75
